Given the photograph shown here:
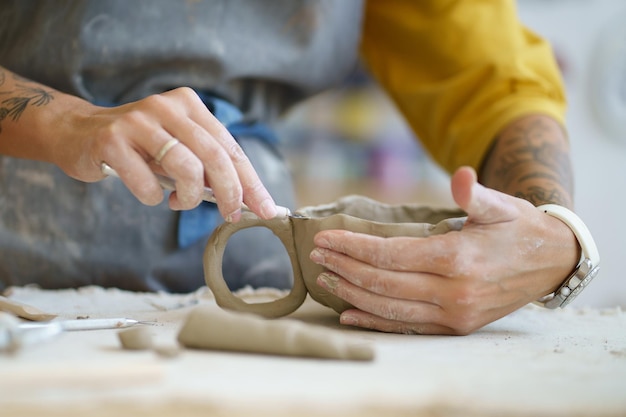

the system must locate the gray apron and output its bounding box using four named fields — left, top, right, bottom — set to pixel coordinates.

left=0, top=0, right=364, bottom=292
